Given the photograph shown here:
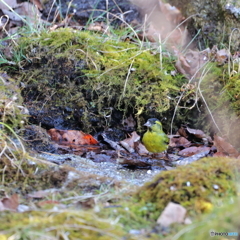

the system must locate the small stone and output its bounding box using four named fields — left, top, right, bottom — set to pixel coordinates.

left=157, top=202, right=187, bottom=227
left=186, top=181, right=191, bottom=186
